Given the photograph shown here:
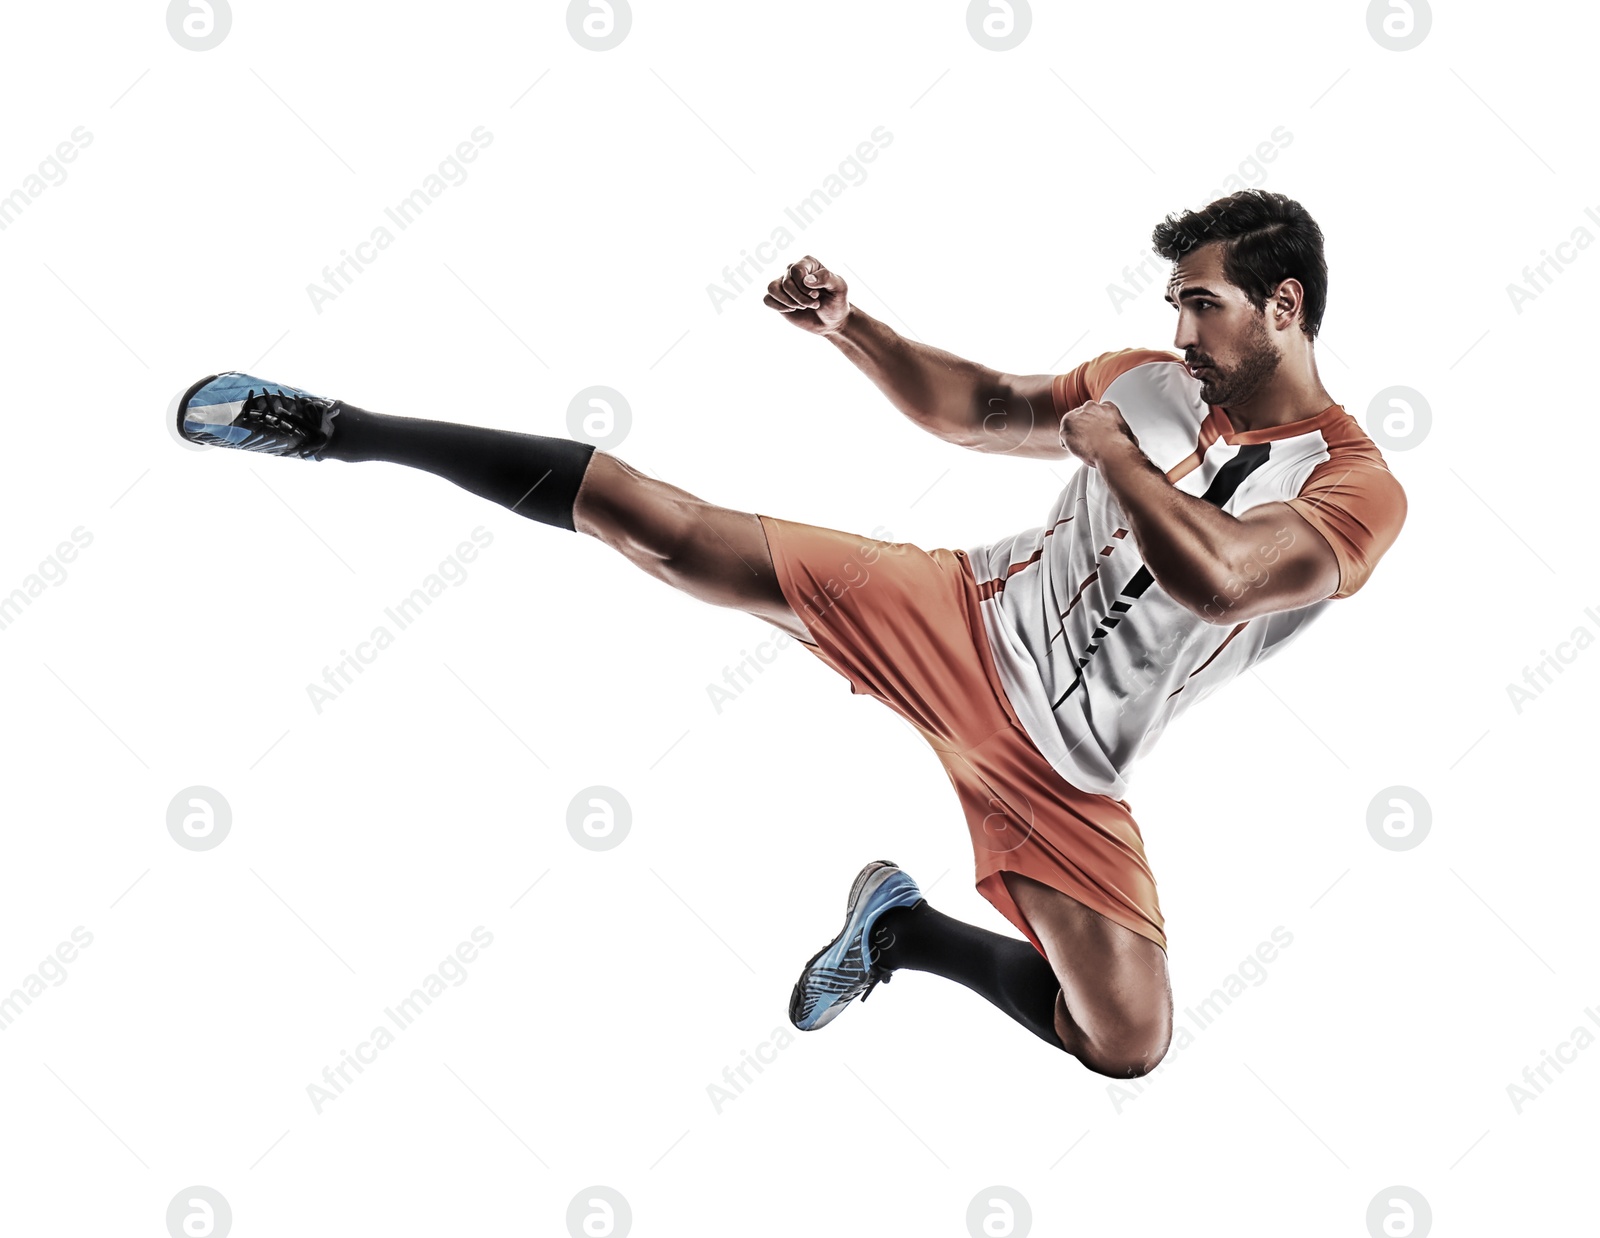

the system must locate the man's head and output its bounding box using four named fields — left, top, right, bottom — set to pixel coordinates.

left=1152, top=190, right=1327, bottom=408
